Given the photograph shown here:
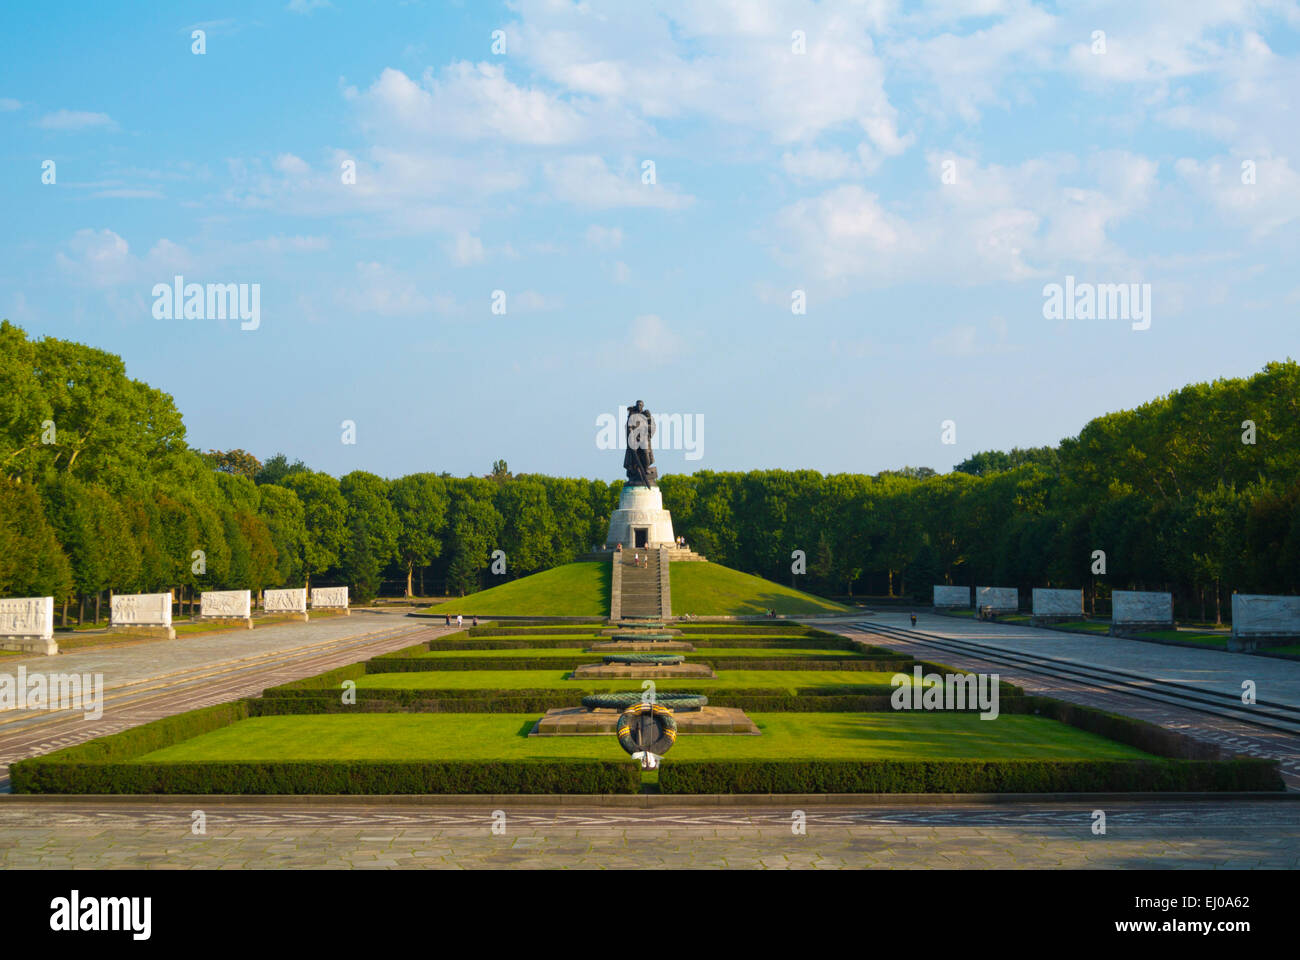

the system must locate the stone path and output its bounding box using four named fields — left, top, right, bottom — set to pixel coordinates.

left=0, top=799, right=1295, bottom=869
